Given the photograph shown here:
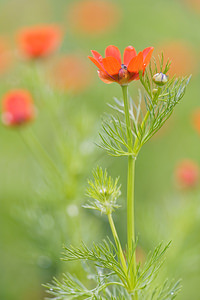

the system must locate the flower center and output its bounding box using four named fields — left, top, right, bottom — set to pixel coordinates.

left=121, top=64, right=127, bottom=70
left=118, top=64, right=129, bottom=85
